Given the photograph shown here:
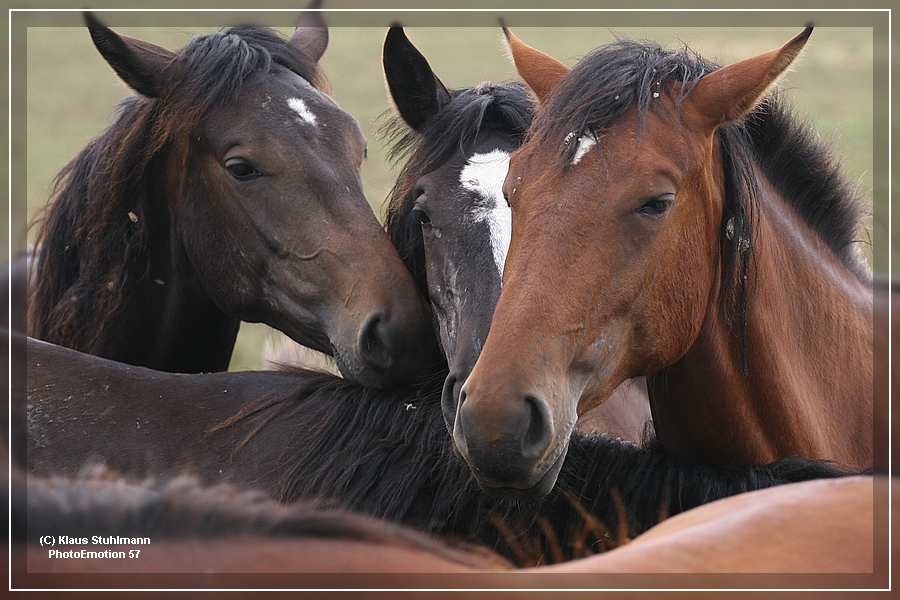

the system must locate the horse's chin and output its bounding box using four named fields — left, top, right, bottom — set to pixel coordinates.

left=469, top=446, right=568, bottom=501
left=330, top=344, right=382, bottom=388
